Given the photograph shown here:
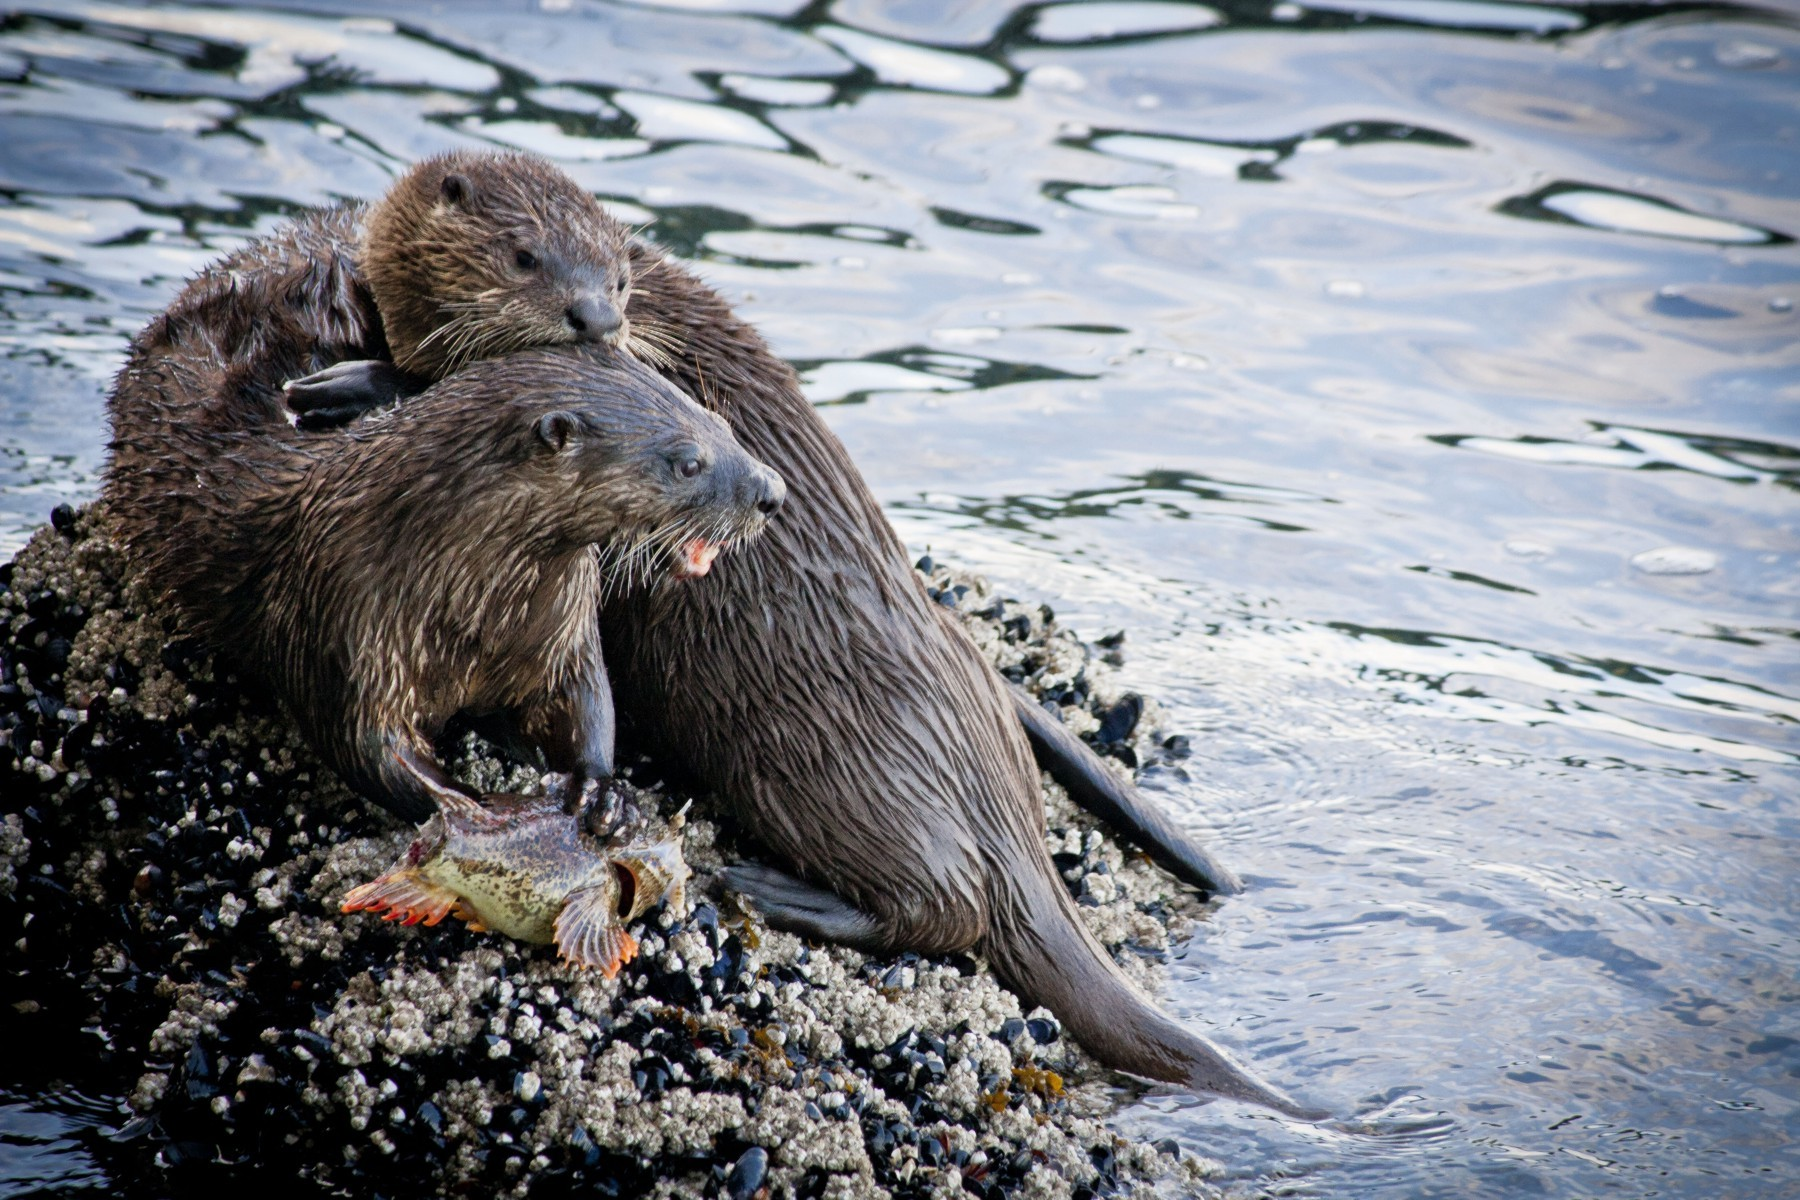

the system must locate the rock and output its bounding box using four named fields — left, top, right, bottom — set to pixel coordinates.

left=0, top=509, right=1223, bottom=1198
